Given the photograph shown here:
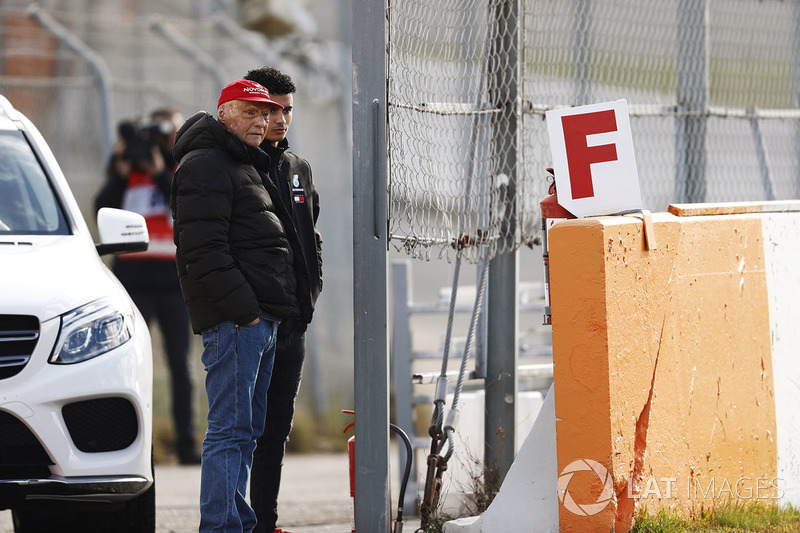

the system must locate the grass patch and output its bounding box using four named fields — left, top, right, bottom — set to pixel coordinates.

left=419, top=513, right=456, bottom=533
left=632, top=502, right=800, bottom=533
left=633, top=508, right=692, bottom=533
